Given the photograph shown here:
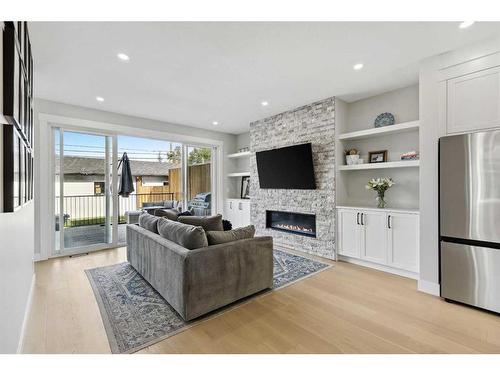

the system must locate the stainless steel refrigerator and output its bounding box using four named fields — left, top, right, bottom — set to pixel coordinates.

left=440, top=129, right=500, bottom=313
